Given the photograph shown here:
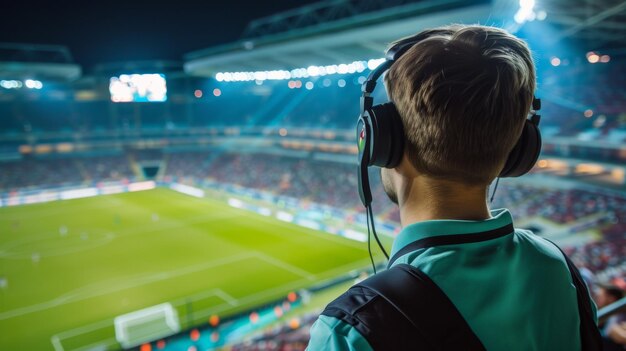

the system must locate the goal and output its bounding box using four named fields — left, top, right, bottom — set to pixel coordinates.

left=114, top=303, right=180, bottom=348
